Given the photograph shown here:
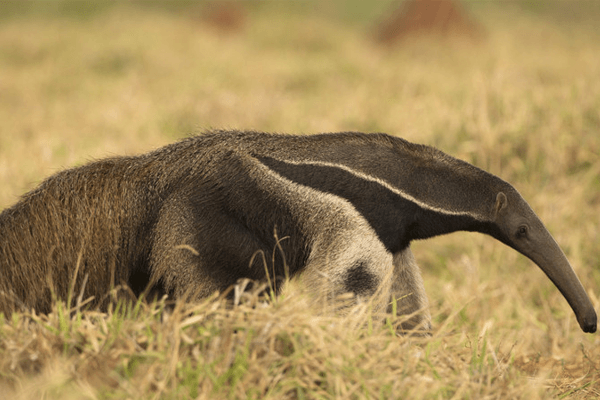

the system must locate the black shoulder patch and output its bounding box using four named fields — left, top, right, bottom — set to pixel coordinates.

left=344, top=260, right=378, bottom=296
